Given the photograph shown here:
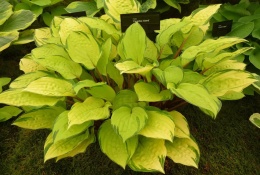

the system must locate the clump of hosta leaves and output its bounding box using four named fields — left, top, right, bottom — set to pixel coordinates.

left=0, top=3, right=257, bottom=173
left=0, top=0, right=36, bottom=52
left=208, top=0, right=260, bottom=73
